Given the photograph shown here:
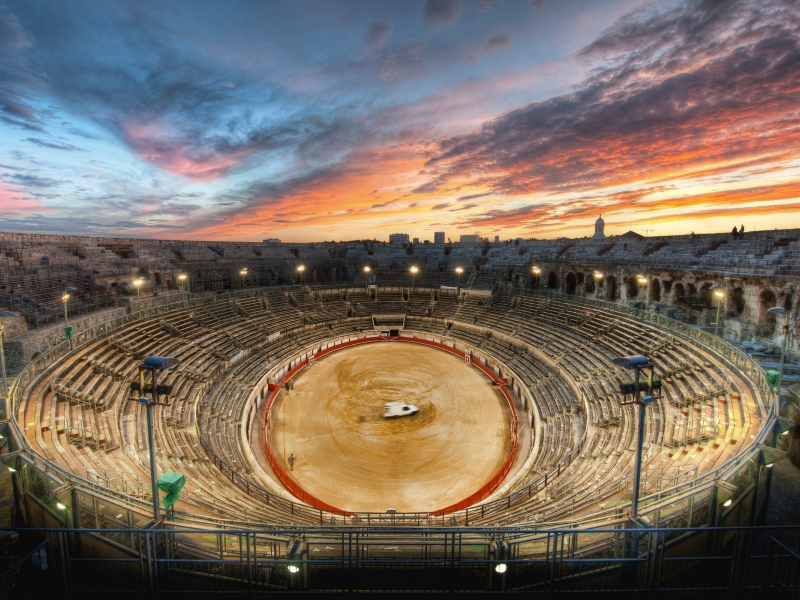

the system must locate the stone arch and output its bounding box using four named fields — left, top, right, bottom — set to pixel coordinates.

left=606, top=275, right=617, bottom=300
left=627, top=276, right=639, bottom=299
left=730, top=287, right=745, bottom=316
left=577, top=272, right=585, bottom=285
left=759, top=289, right=777, bottom=336
left=673, top=282, right=686, bottom=303
left=565, top=272, right=577, bottom=295
left=585, top=272, right=595, bottom=294
left=547, top=271, right=558, bottom=290
left=699, top=282, right=713, bottom=306
left=650, top=279, right=662, bottom=302
left=687, top=283, right=697, bottom=296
